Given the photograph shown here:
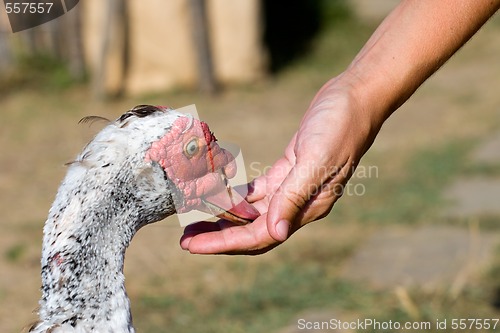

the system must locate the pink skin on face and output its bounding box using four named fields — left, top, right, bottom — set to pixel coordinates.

left=145, top=116, right=259, bottom=223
